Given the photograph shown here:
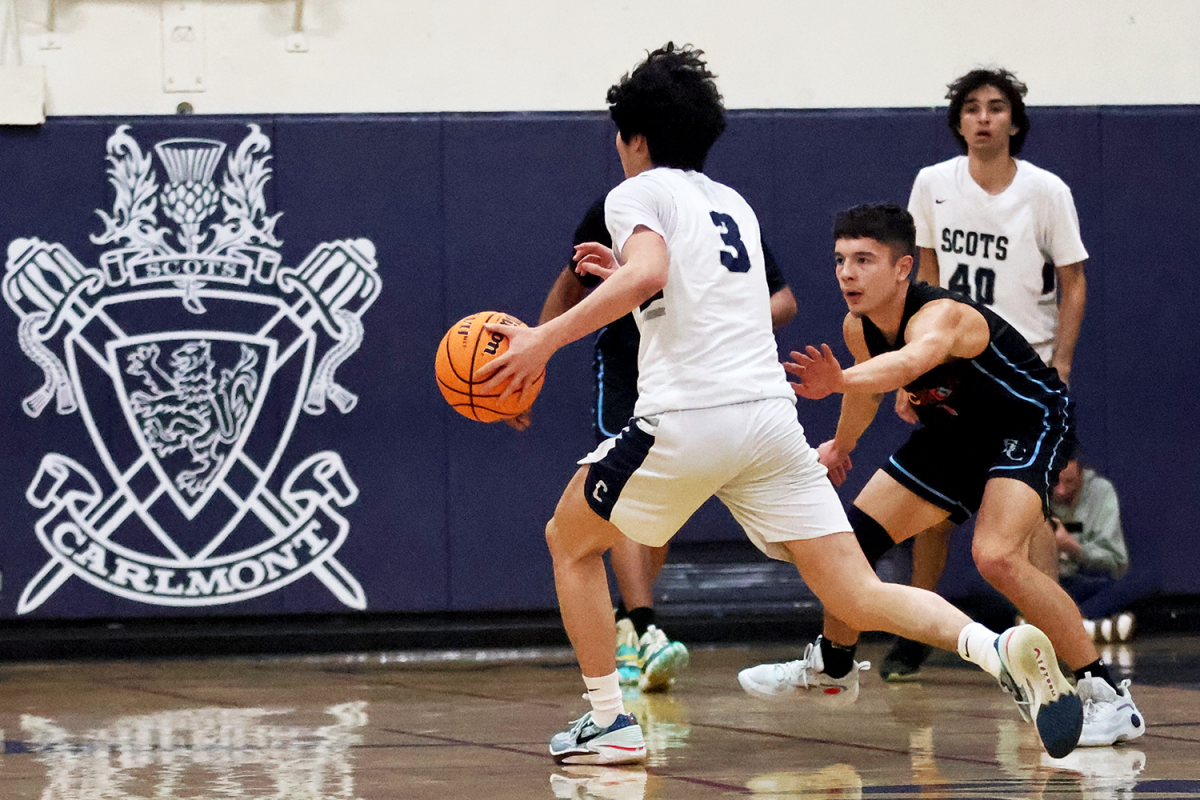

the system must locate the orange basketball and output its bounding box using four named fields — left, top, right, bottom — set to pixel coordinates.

left=435, top=311, right=545, bottom=422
